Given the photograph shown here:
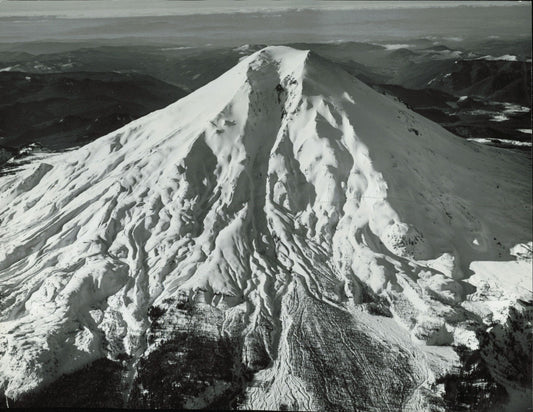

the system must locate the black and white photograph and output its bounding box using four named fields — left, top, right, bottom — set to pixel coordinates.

left=0, top=0, right=531, bottom=410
